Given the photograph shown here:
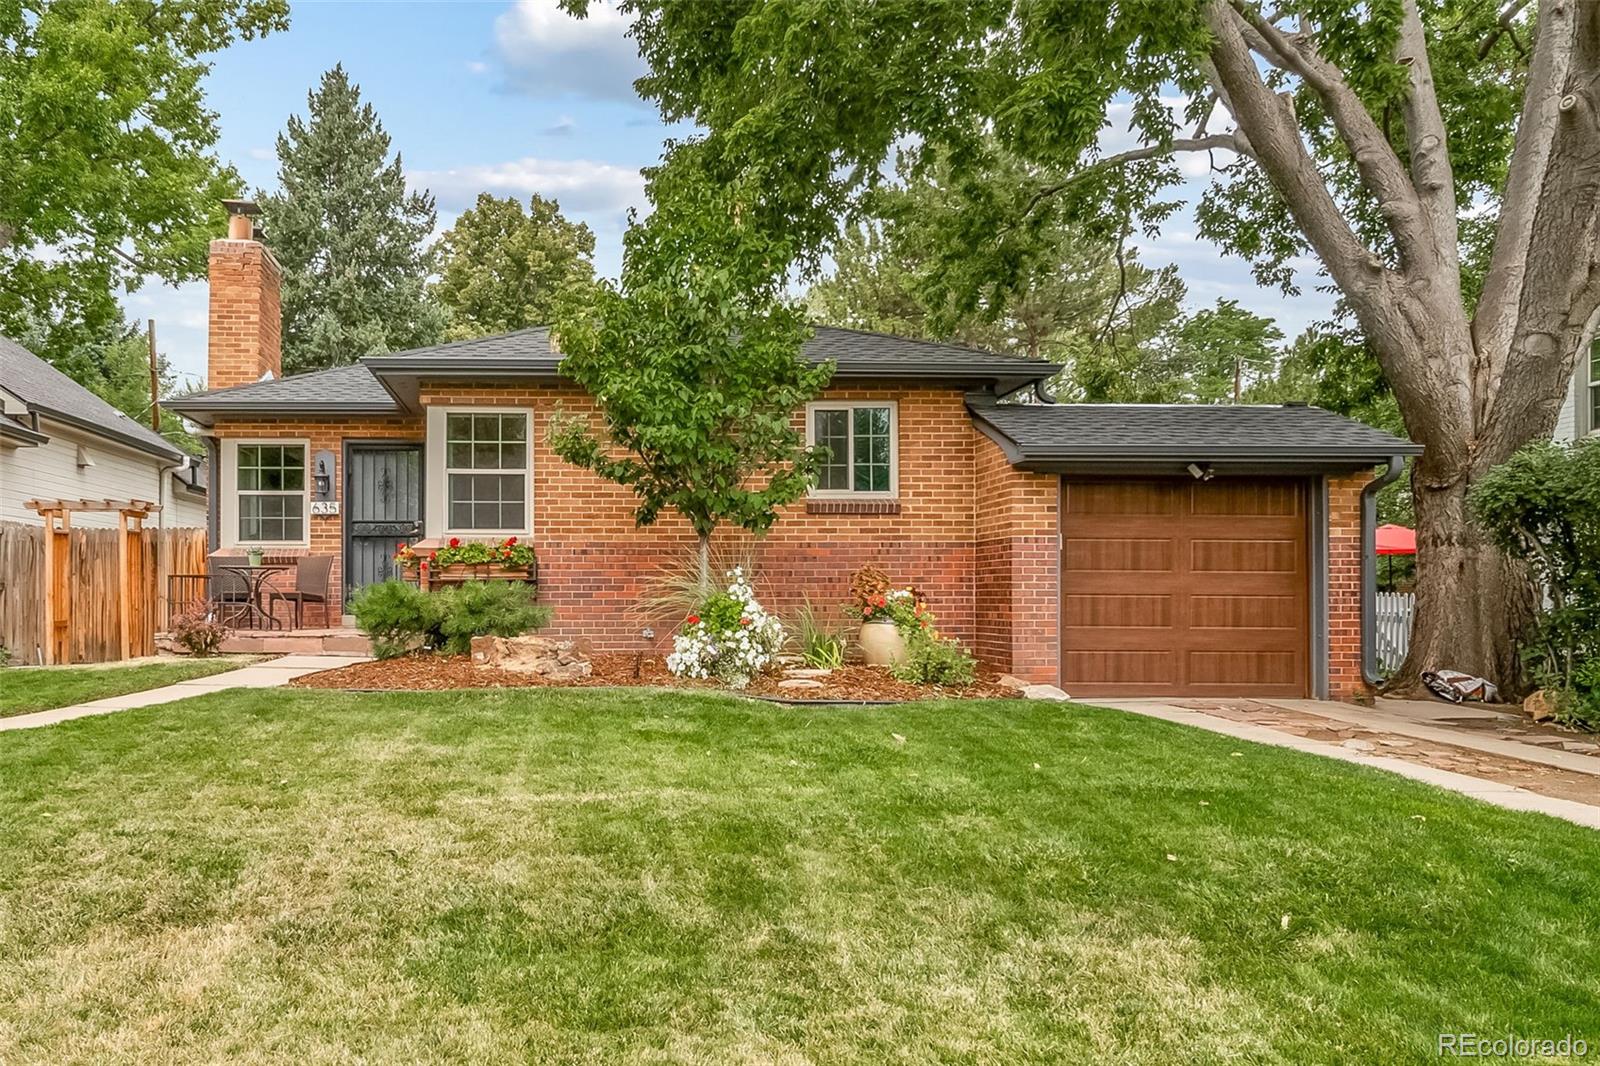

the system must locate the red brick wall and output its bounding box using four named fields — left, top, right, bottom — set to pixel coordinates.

left=1326, top=471, right=1370, bottom=700
left=210, top=417, right=422, bottom=625
left=207, top=240, right=282, bottom=390
left=973, top=431, right=1060, bottom=683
